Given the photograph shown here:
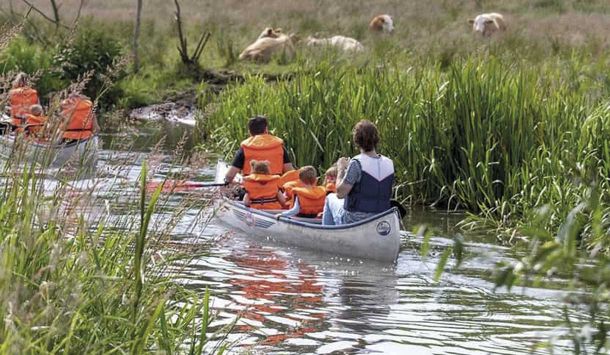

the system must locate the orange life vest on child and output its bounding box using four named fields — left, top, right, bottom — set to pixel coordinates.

left=243, top=174, right=283, bottom=210
left=292, top=186, right=327, bottom=216
left=61, top=98, right=94, bottom=140
left=9, top=87, right=38, bottom=126
left=279, top=169, right=300, bottom=187
left=23, top=113, right=47, bottom=137
left=241, top=134, right=285, bottom=175
left=325, top=182, right=336, bottom=194
left=283, top=180, right=307, bottom=208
